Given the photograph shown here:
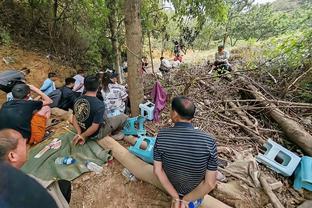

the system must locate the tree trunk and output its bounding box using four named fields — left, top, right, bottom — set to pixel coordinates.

left=108, top=0, right=122, bottom=83
left=246, top=83, right=312, bottom=156
left=125, top=0, right=144, bottom=116
left=147, top=31, right=155, bottom=74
